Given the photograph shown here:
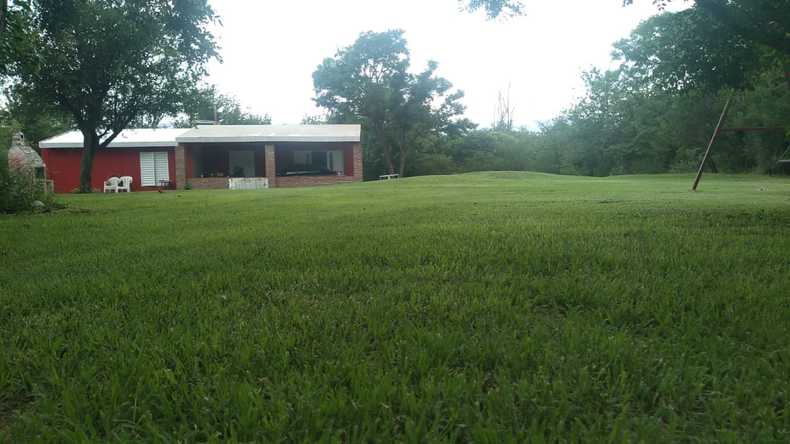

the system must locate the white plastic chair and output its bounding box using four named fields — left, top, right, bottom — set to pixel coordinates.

left=117, top=176, right=133, bottom=193
left=103, top=177, right=120, bottom=193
